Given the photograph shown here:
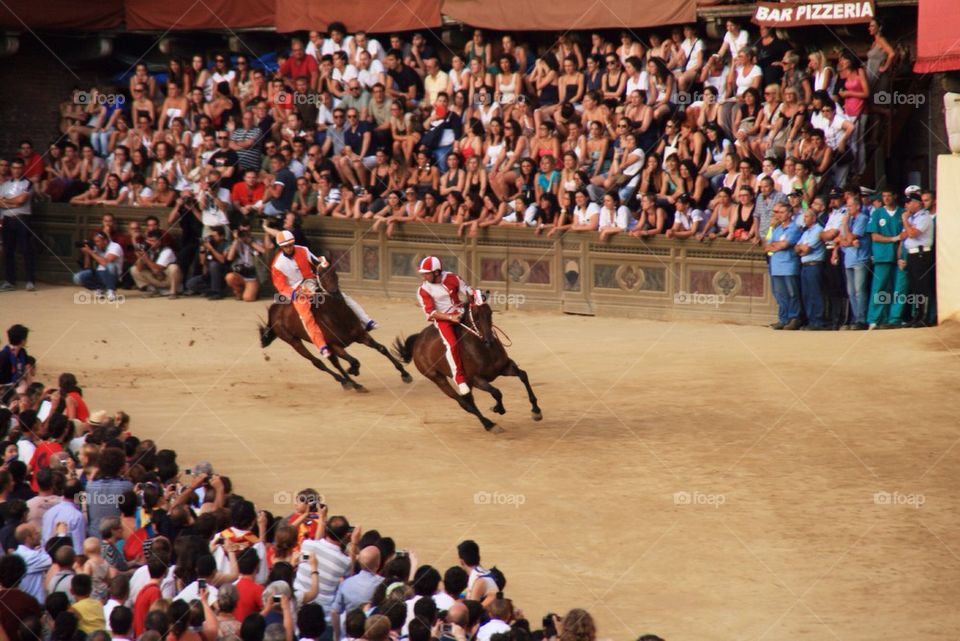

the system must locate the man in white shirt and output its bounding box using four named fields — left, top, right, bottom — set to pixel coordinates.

left=0, top=157, right=36, bottom=292
left=73, top=231, right=123, bottom=301
left=127, top=537, right=176, bottom=605
left=174, top=554, right=219, bottom=605
left=12, top=523, right=51, bottom=603
left=475, top=598, right=512, bottom=641
left=131, top=230, right=182, bottom=298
